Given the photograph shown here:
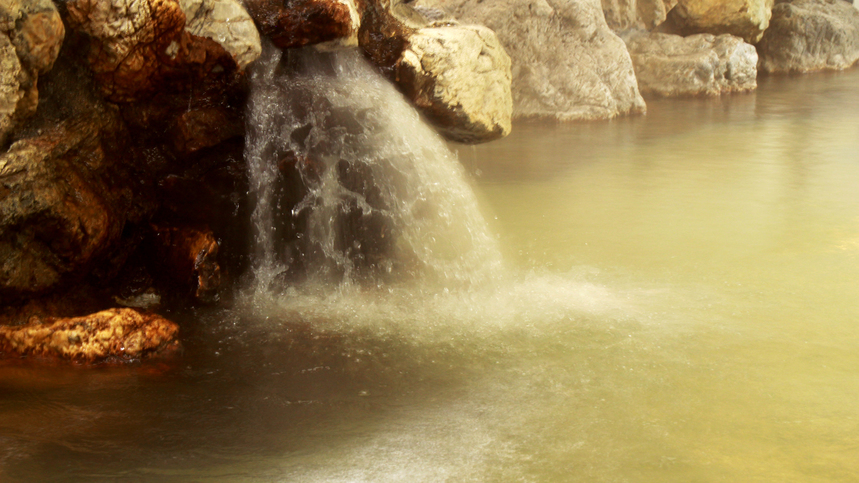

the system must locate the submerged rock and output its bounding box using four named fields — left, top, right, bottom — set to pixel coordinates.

left=661, top=0, right=774, bottom=43
left=417, top=0, right=646, bottom=121
left=624, top=31, right=757, bottom=96
left=0, top=308, right=180, bottom=362
left=757, top=0, right=859, bottom=73
left=0, top=0, right=64, bottom=145
left=359, top=0, right=513, bottom=143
